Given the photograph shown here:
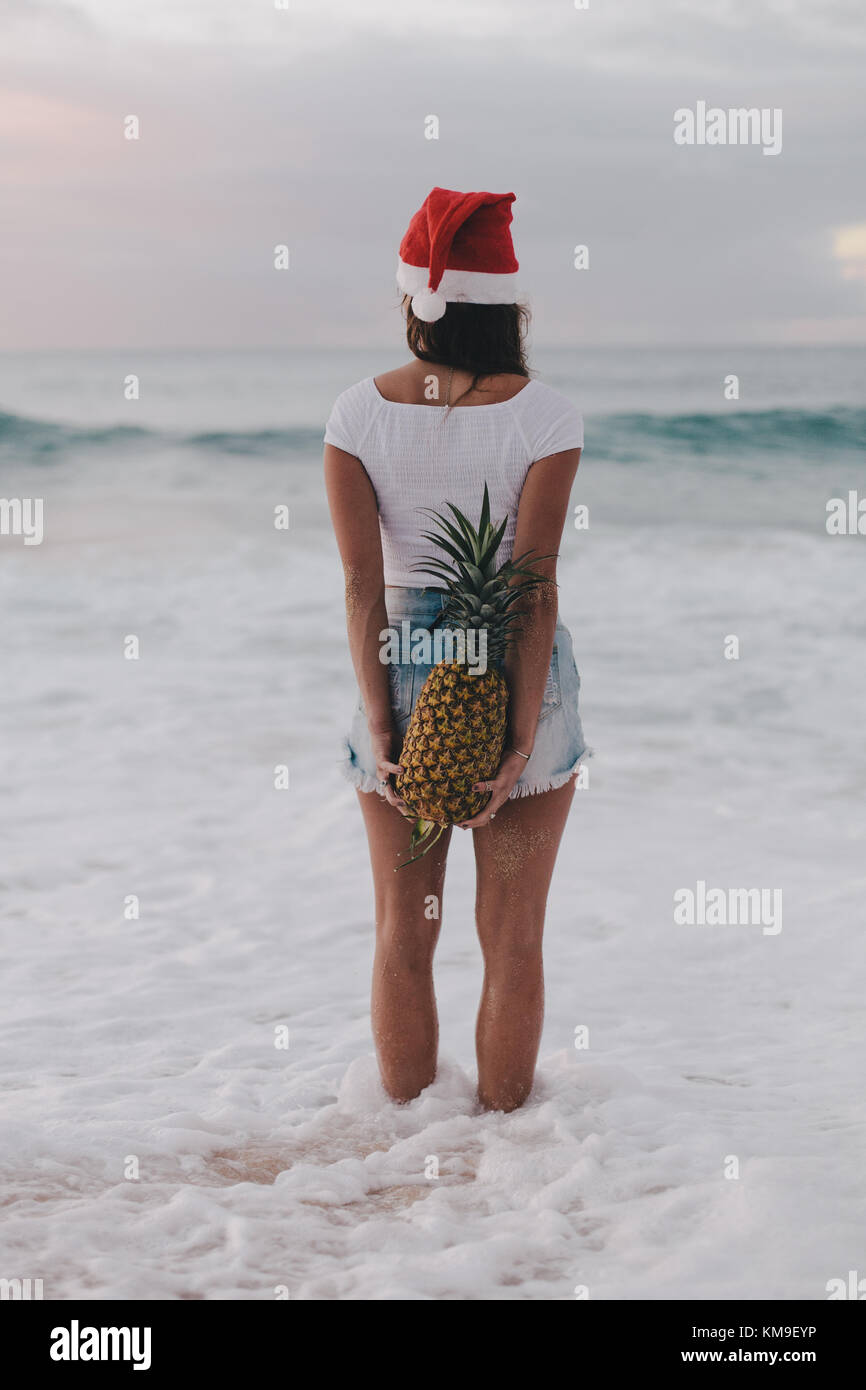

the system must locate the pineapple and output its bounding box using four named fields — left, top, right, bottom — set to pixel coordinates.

left=394, top=484, right=549, bottom=865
